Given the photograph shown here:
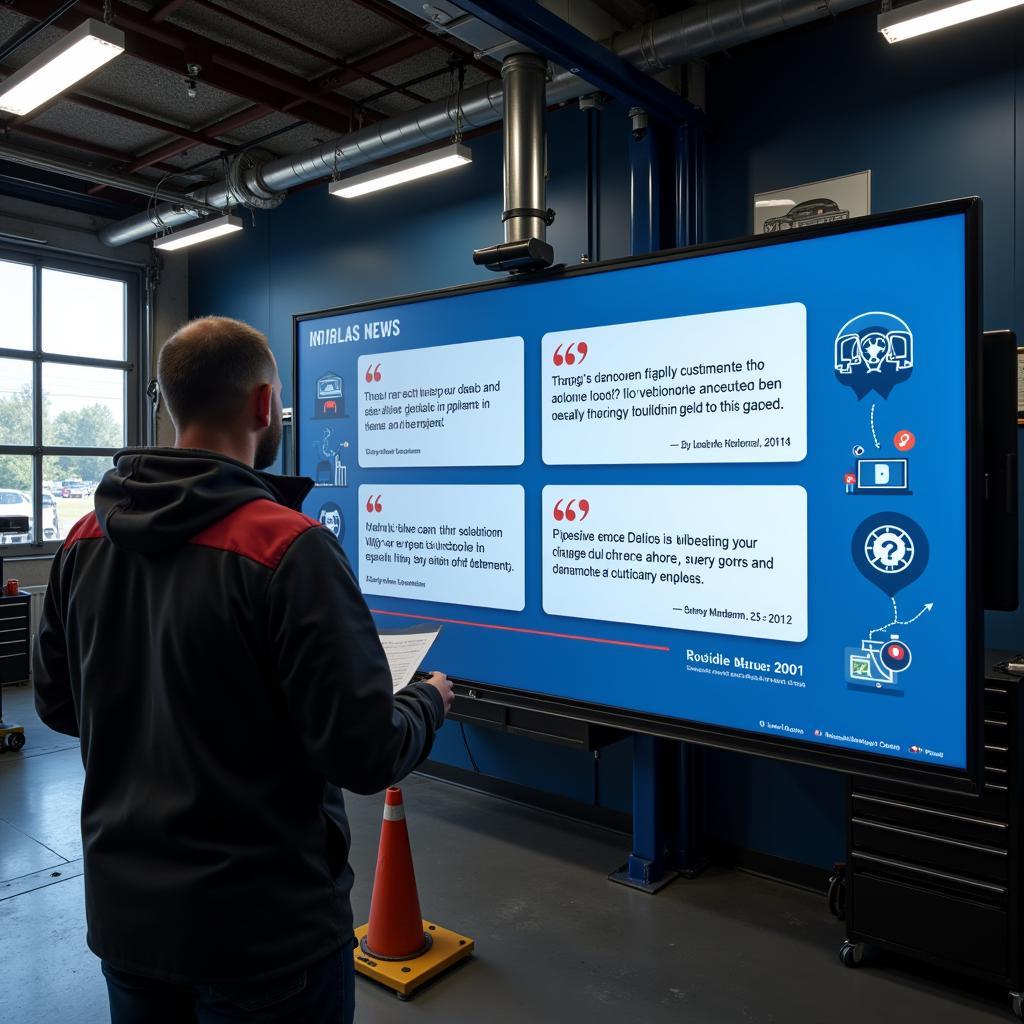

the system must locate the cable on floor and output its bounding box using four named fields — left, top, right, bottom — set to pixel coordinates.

left=459, top=721, right=480, bottom=774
